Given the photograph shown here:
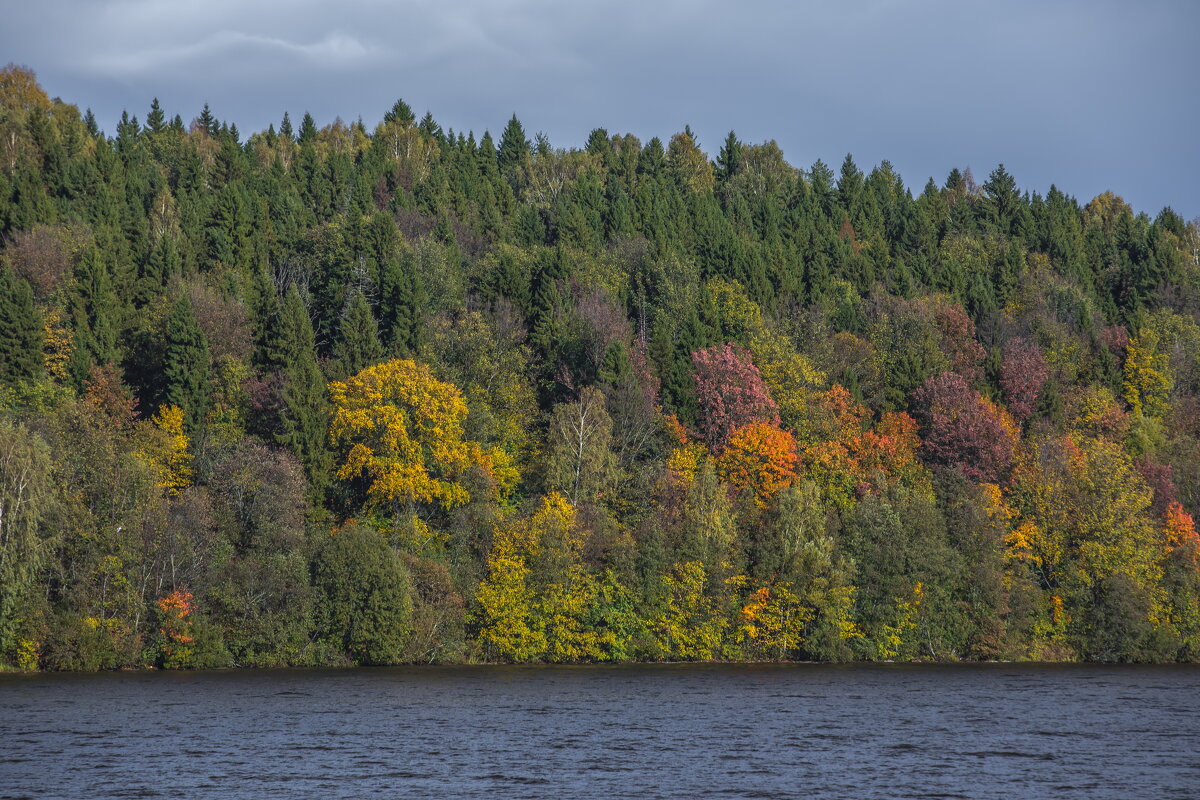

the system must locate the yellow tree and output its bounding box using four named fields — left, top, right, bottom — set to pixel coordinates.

left=654, top=561, right=728, bottom=660
left=1123, top=329, right=1172, bottom=419
left=328, top=359, right=478, bottom=515
left=734, top=581, right=813, bottom=660
left=135, top=405, right=192, bottom=497
left=473, top=493, right=581, bottom=662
